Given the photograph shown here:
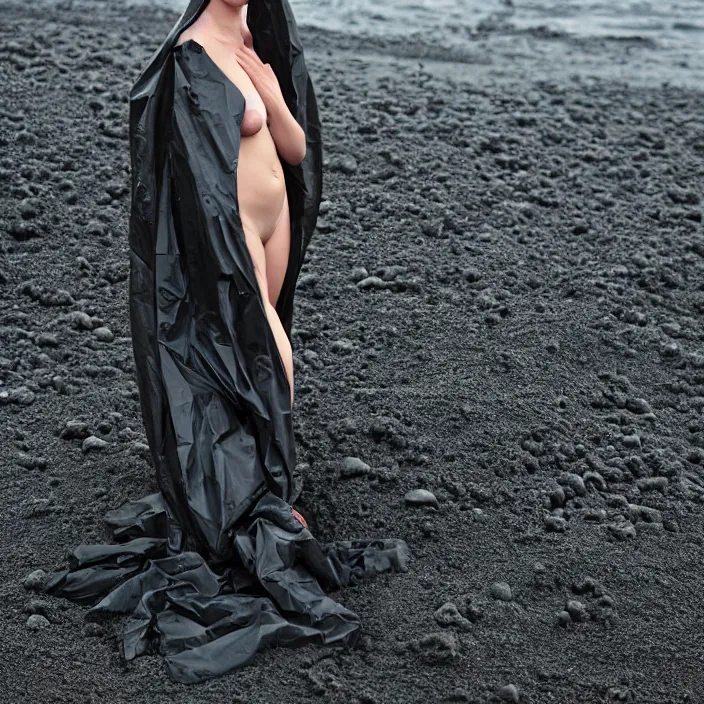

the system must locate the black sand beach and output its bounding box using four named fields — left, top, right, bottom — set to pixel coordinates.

left=1, top=1, right=703, bottom=702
